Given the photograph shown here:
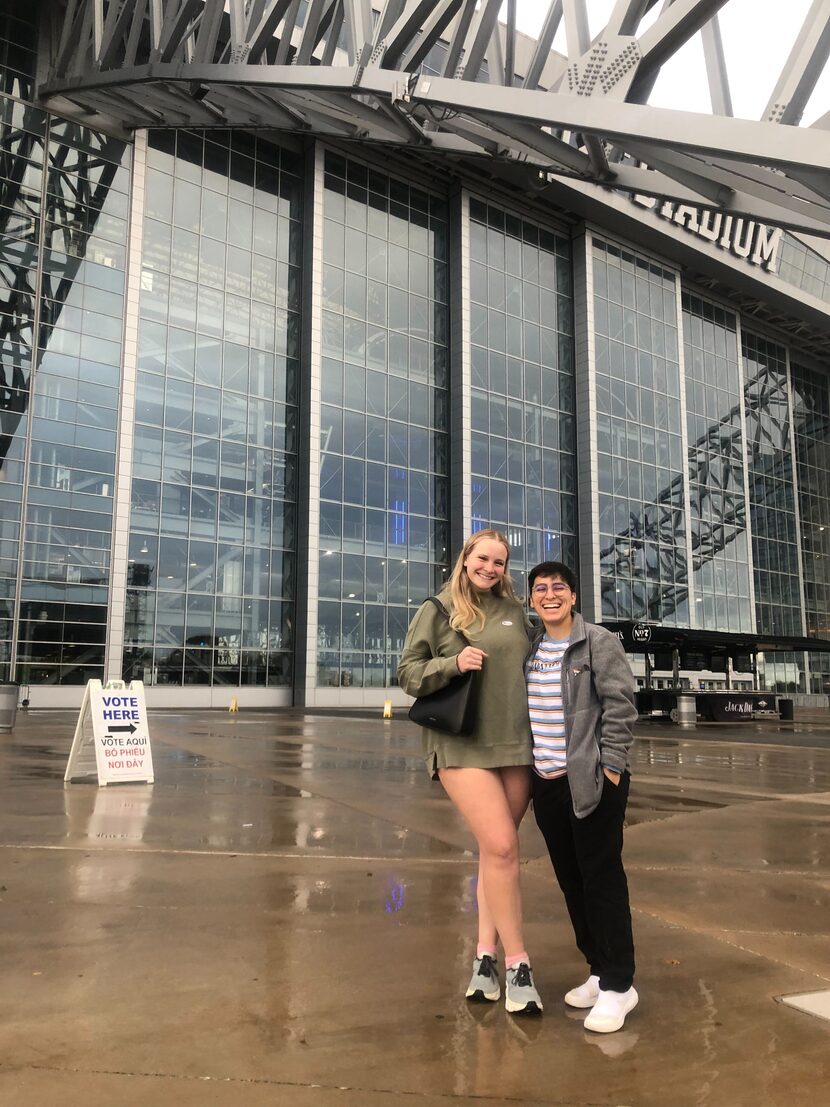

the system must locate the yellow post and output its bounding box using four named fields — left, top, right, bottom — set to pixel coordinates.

left=382, top=699, right=393, bottom=719
left=229, top=697, right=239, bottom=713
